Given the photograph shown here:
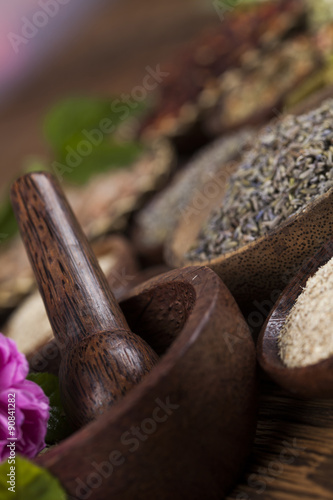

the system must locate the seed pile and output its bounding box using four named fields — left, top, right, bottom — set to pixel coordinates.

left=135, top=130, right=253, bottom=249
left=279, top=257, right=333, bottom=368
left=188, top=99, right=333, bottom=261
